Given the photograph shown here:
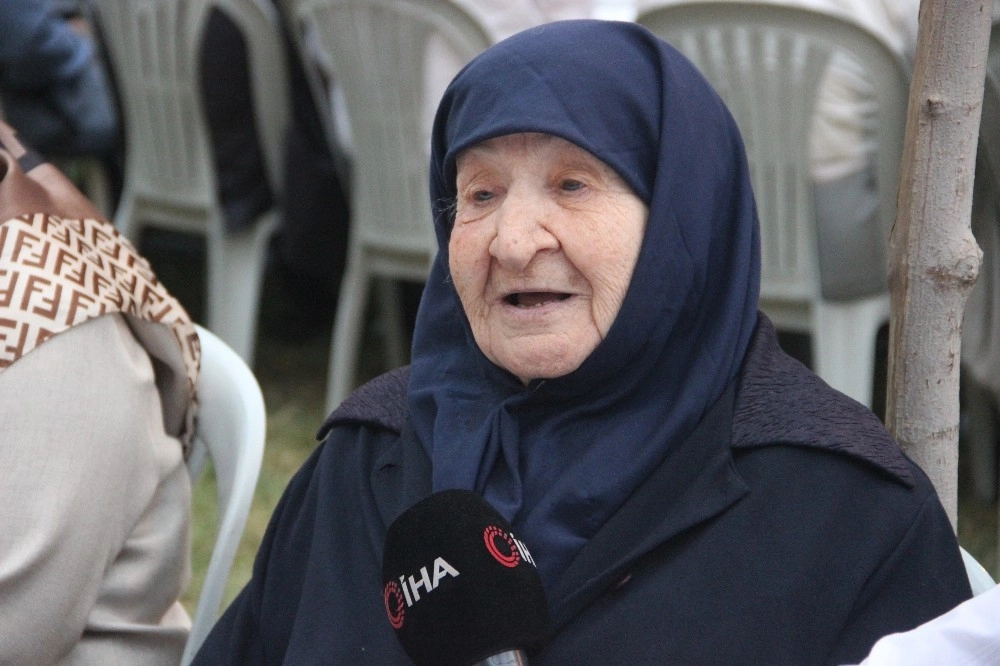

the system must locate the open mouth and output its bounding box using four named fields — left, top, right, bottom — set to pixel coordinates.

left=505, top=292, right=572, bottom=307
